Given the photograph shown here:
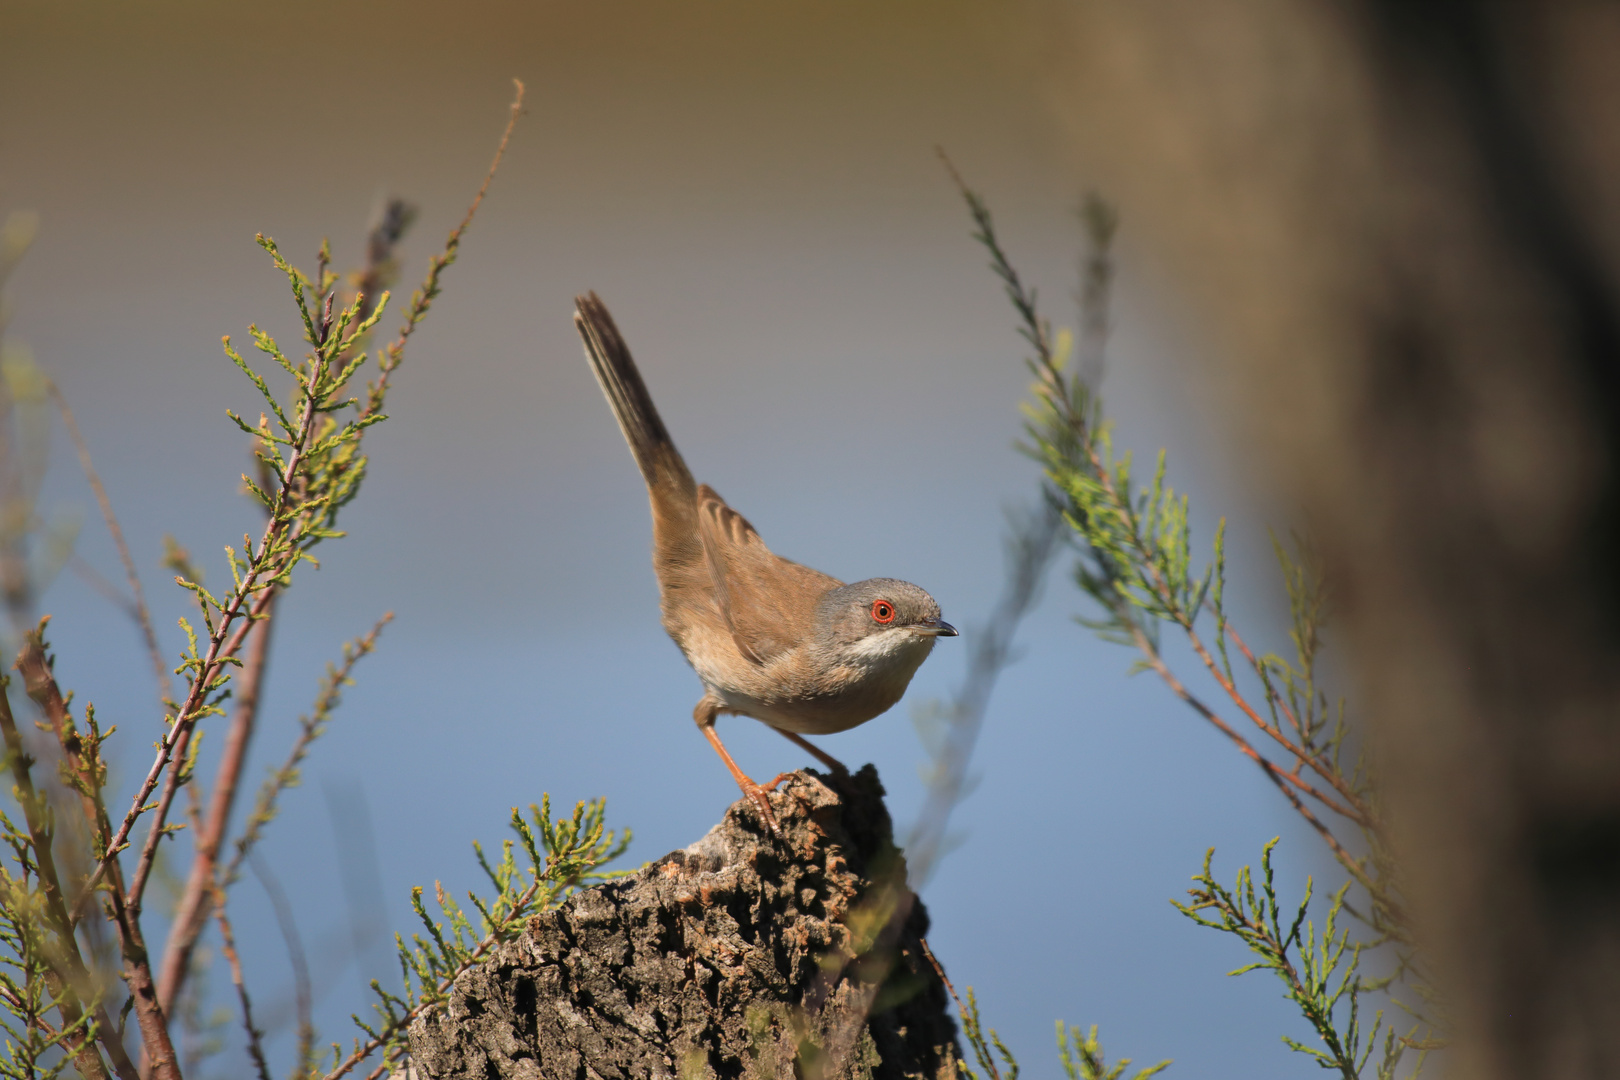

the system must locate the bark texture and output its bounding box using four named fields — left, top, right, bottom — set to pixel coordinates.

left=409, top=766, right=960, bottom=1080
